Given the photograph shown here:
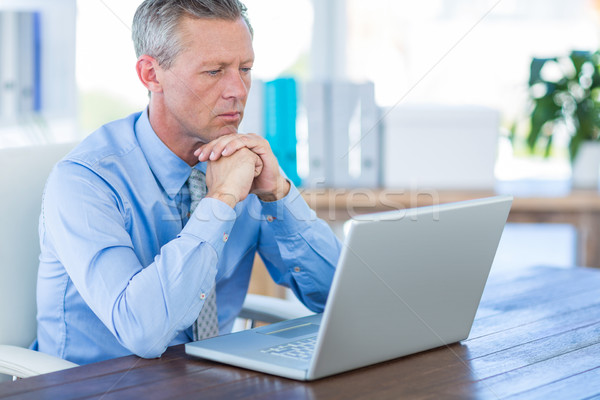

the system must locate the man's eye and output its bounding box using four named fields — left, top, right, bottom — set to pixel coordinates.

left=241, top=68, right=252, bottom=74
left=207, top=70, right=221, bottom=76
